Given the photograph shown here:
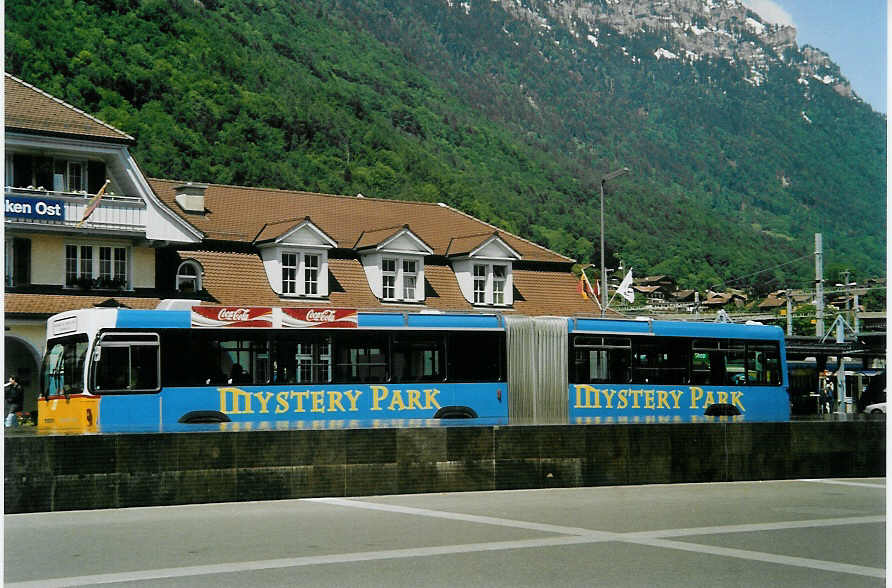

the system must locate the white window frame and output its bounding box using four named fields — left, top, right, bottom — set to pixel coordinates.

left=281, top=252, right=298, bottom=294
left=54, top=158, right=87, bottom=193
left=278, top=249, right=326, bottom=298
left=176, top=260, right=203, bottom=293
left=64, top=241, right=130, bottom=289
left=402, top=259, right=417, bottom=299
left=492, top=264, right=507, bottom=305
left=371, top=254, right=425, bottom=303
left=462, top=261, right=512, bottom=307
left=382, top=258, right=397, bottom=300
left=473, top=264, right=487, bottom=304
left=304, top=253, right=320, bottom=296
